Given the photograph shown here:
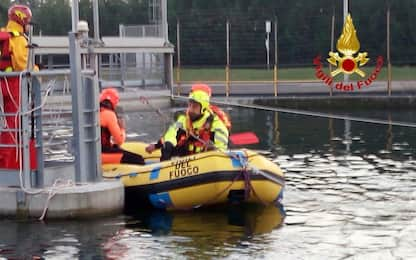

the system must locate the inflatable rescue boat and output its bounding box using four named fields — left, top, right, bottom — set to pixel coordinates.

left=103, top=142, right=285, bottom=210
